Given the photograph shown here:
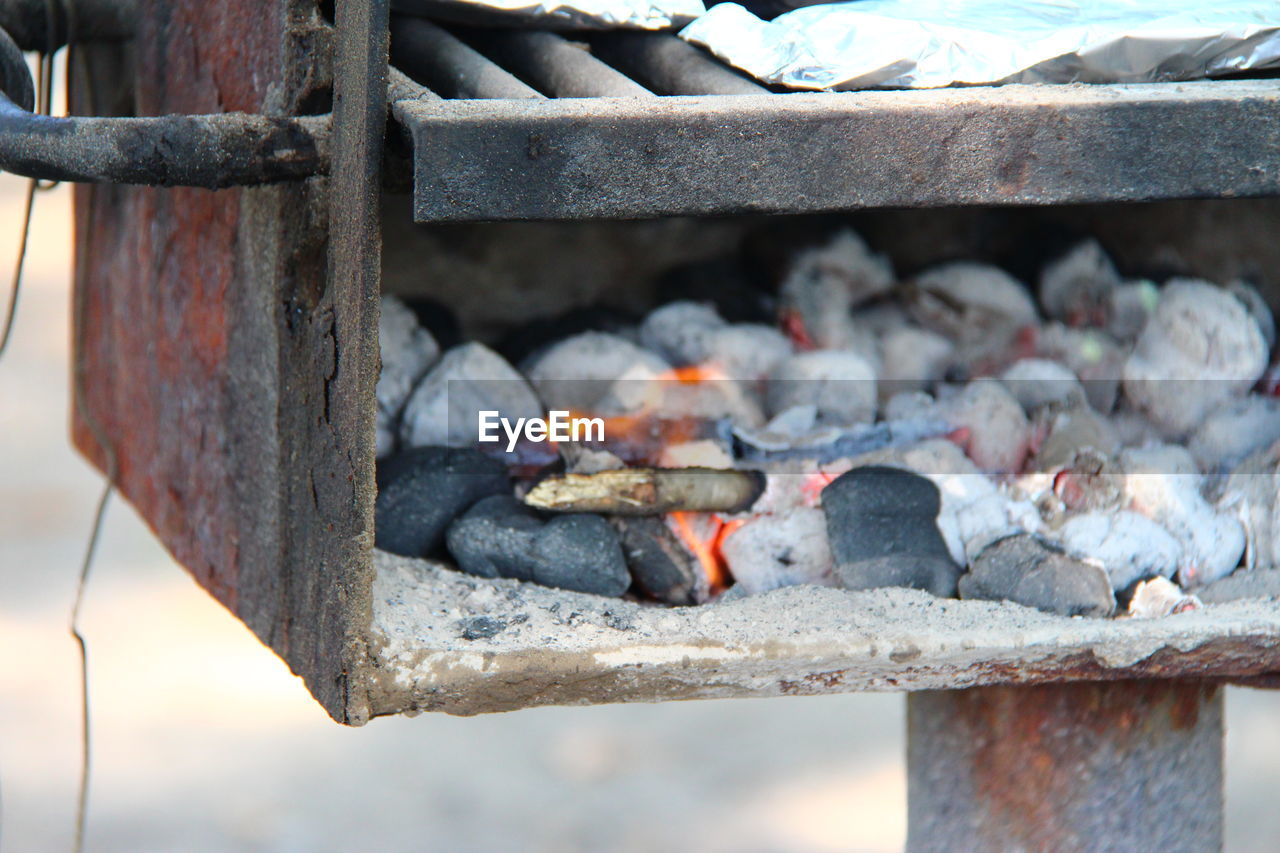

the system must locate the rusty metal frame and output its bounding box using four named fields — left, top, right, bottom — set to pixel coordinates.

left=68, top=0, right=381, bottom=724
left=60, top=5, right=1280, bottom=846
